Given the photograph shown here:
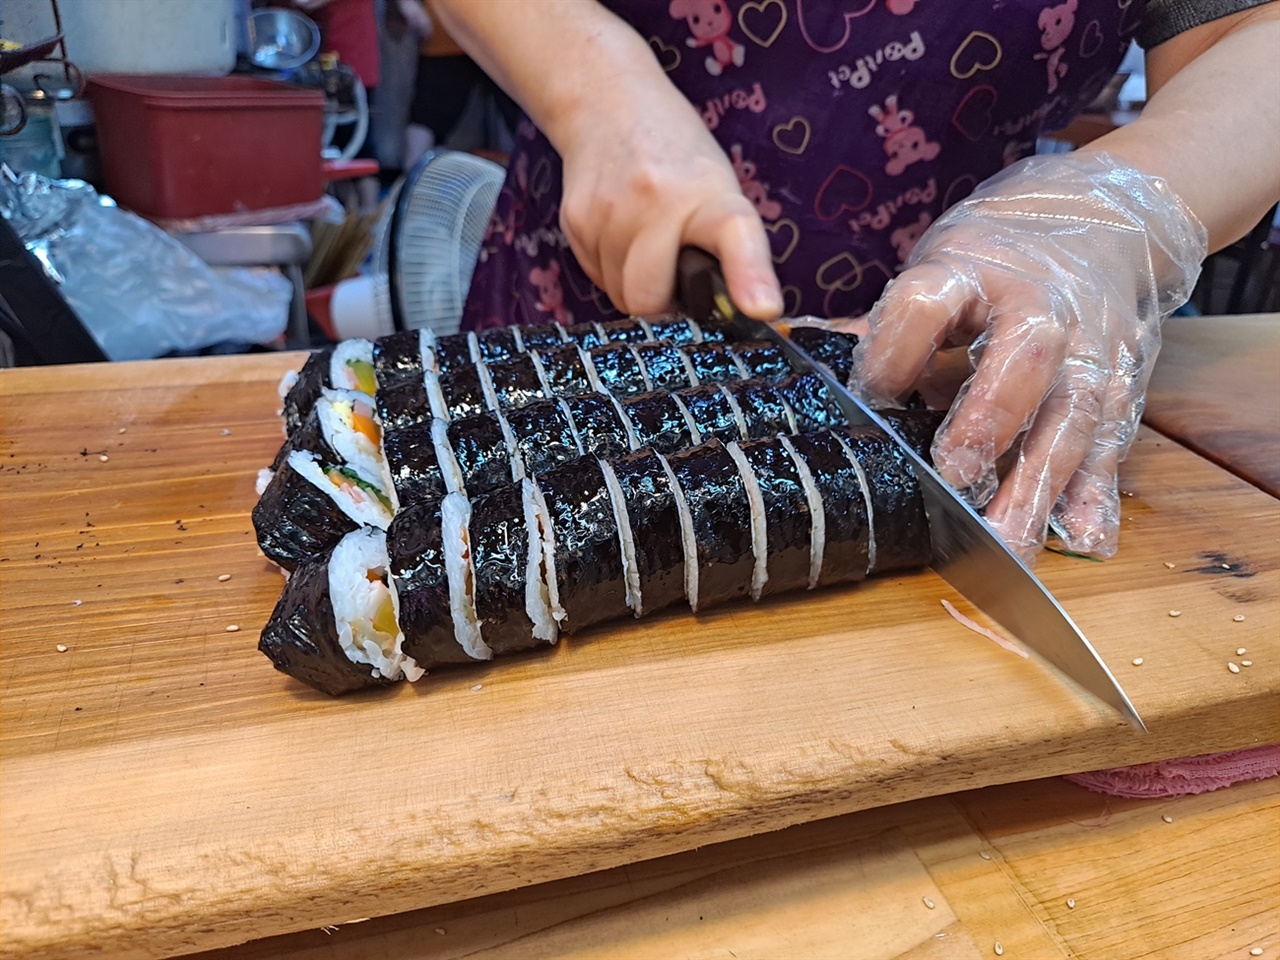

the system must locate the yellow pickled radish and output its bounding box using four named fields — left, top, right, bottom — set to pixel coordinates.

left=372, top=591, right=398, bottom=638
left=348, top=359, right=377, bottom=396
